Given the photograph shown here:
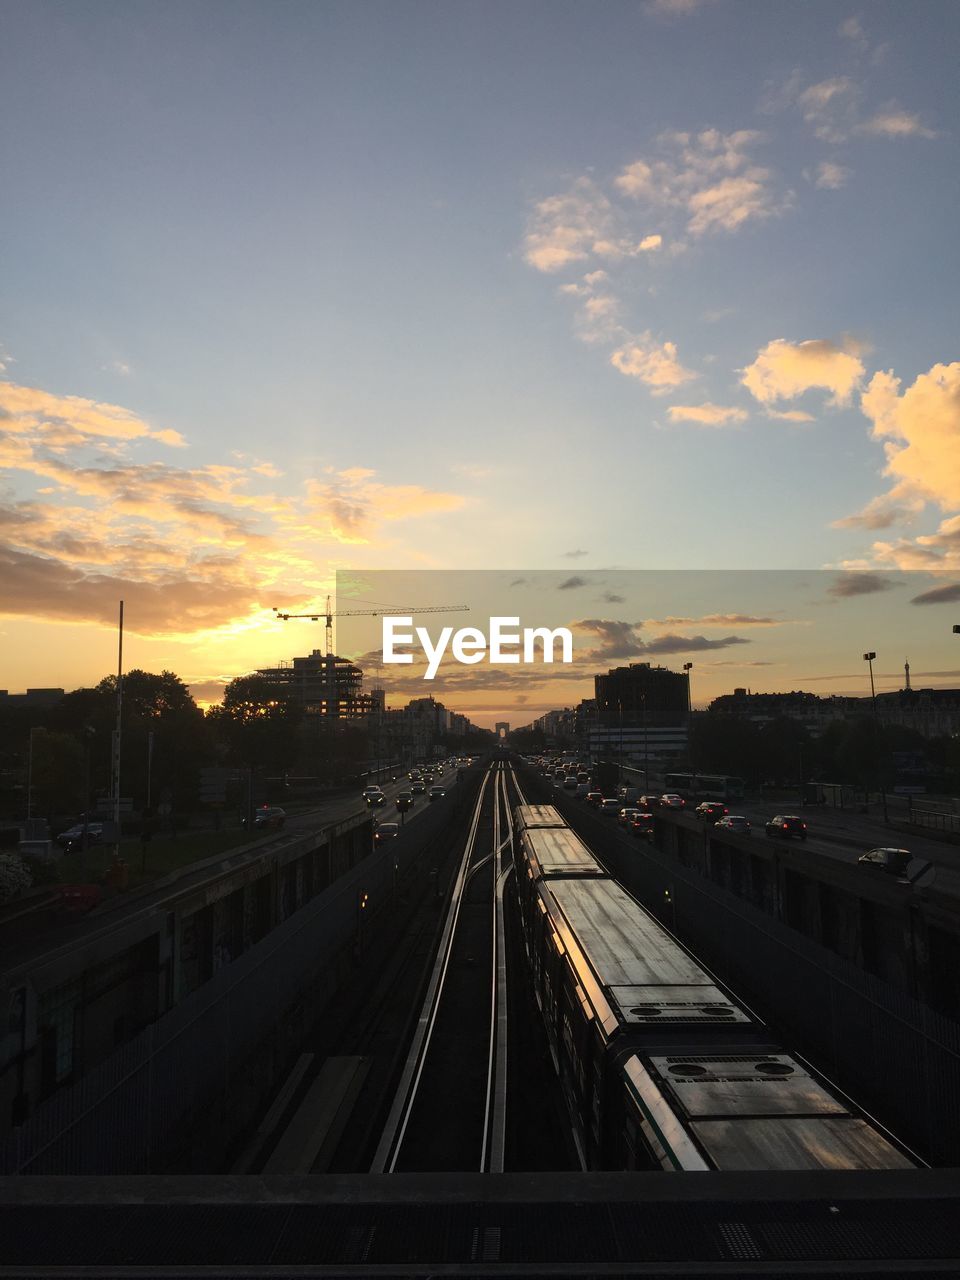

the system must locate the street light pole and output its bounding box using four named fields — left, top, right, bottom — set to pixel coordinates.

left=862, top=651, right=888, bottom=822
